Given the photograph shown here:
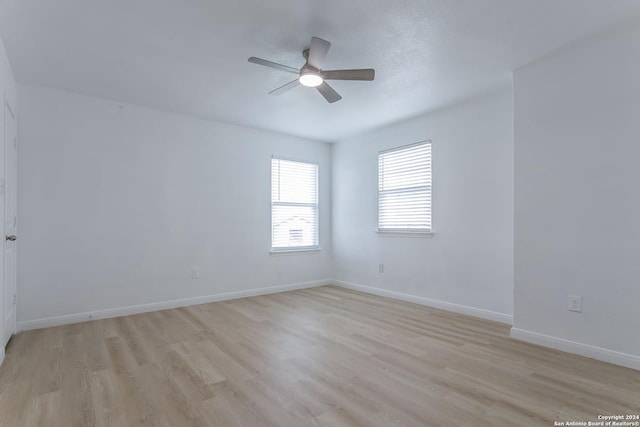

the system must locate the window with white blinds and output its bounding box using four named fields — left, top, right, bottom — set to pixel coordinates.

left=378, top=141, right=432, bottom=232
left=271, top=158, right=319, bottom=250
